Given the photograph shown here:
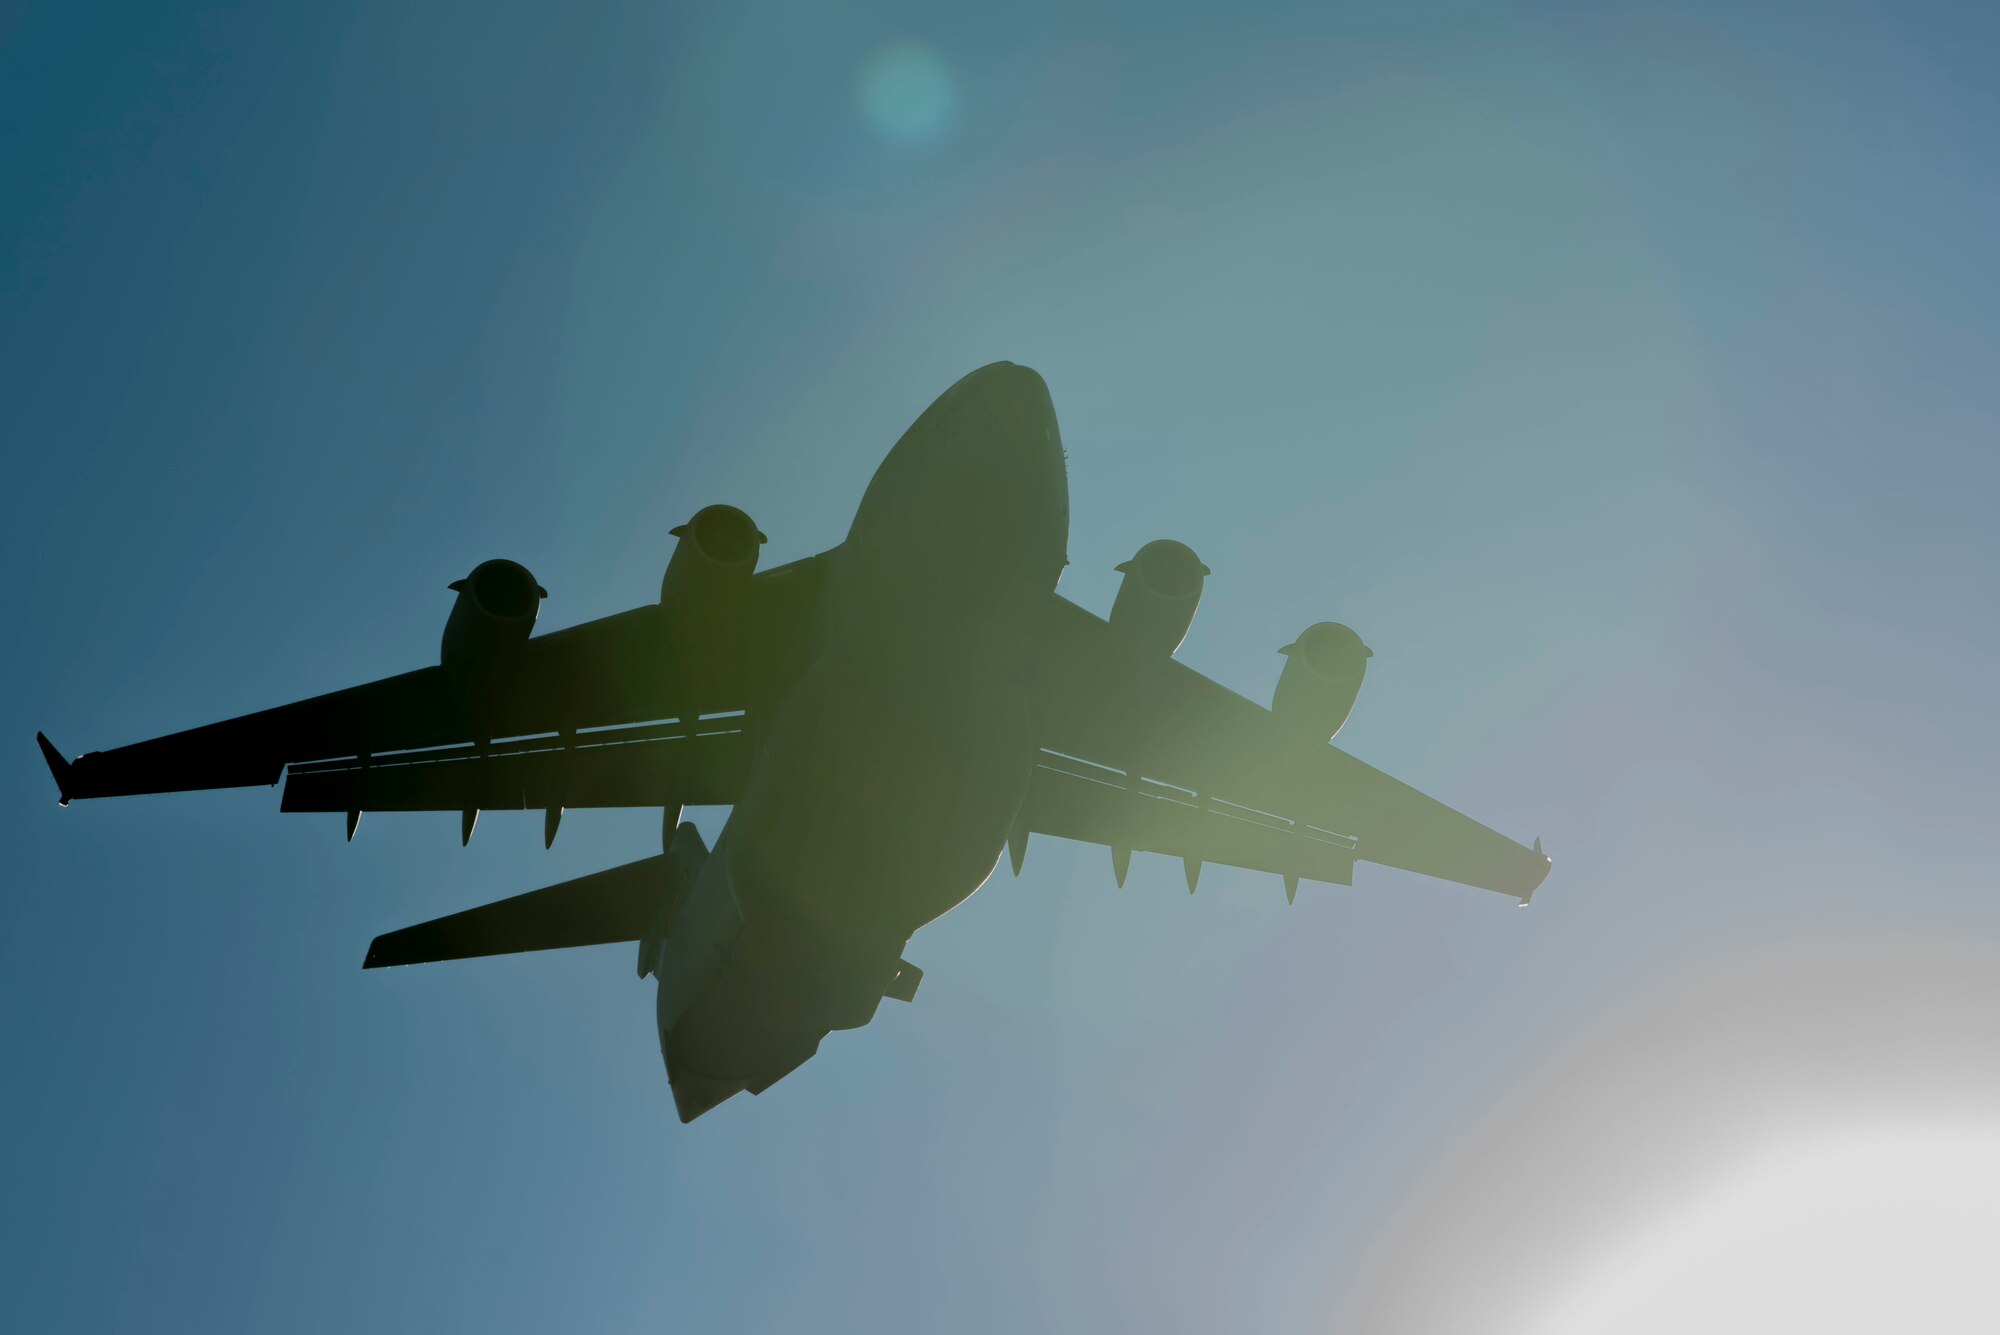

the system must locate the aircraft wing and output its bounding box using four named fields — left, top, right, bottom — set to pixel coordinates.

left=37, top=552, right=832, bottom=808
left=1023, top=595, right=1550, bottom=902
